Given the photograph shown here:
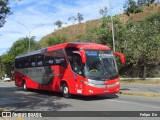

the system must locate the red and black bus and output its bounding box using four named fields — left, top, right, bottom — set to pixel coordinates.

left=15, top=42, right=125, bottom=98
